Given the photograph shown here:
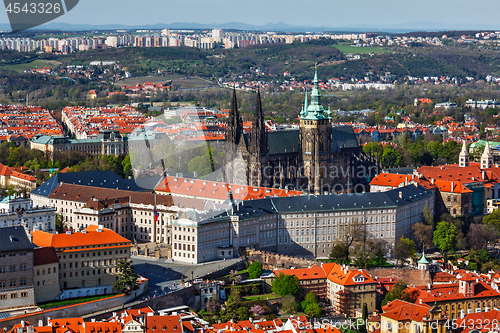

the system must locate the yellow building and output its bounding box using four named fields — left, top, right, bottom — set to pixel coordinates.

left=326, top=264, right=378, bottom=317
left=381, top=300, right=447, bottom=333
left=414, top=273, right=500, bottom=320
